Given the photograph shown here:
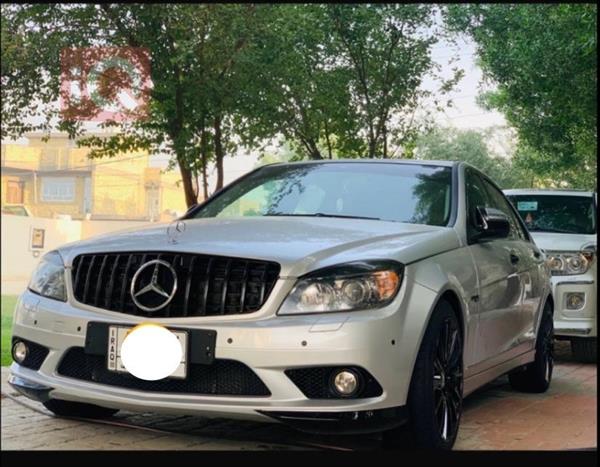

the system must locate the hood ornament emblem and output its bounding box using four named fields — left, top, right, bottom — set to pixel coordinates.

left=130, top=260, right=178, bottom=312
left=167, top=219, right=186, bottom=244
